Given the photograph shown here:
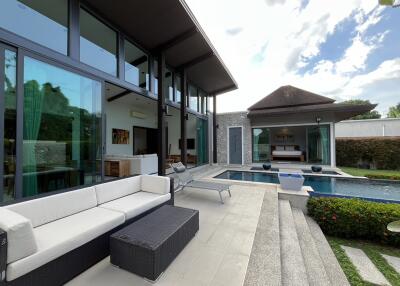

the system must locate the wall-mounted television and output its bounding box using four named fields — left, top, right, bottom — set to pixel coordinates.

left=179, top=138, right=195, bottom=150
